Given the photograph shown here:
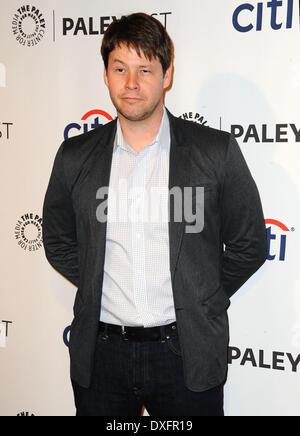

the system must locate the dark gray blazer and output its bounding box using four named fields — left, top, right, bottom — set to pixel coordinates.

left=42, top=109, right=267, bottom=391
